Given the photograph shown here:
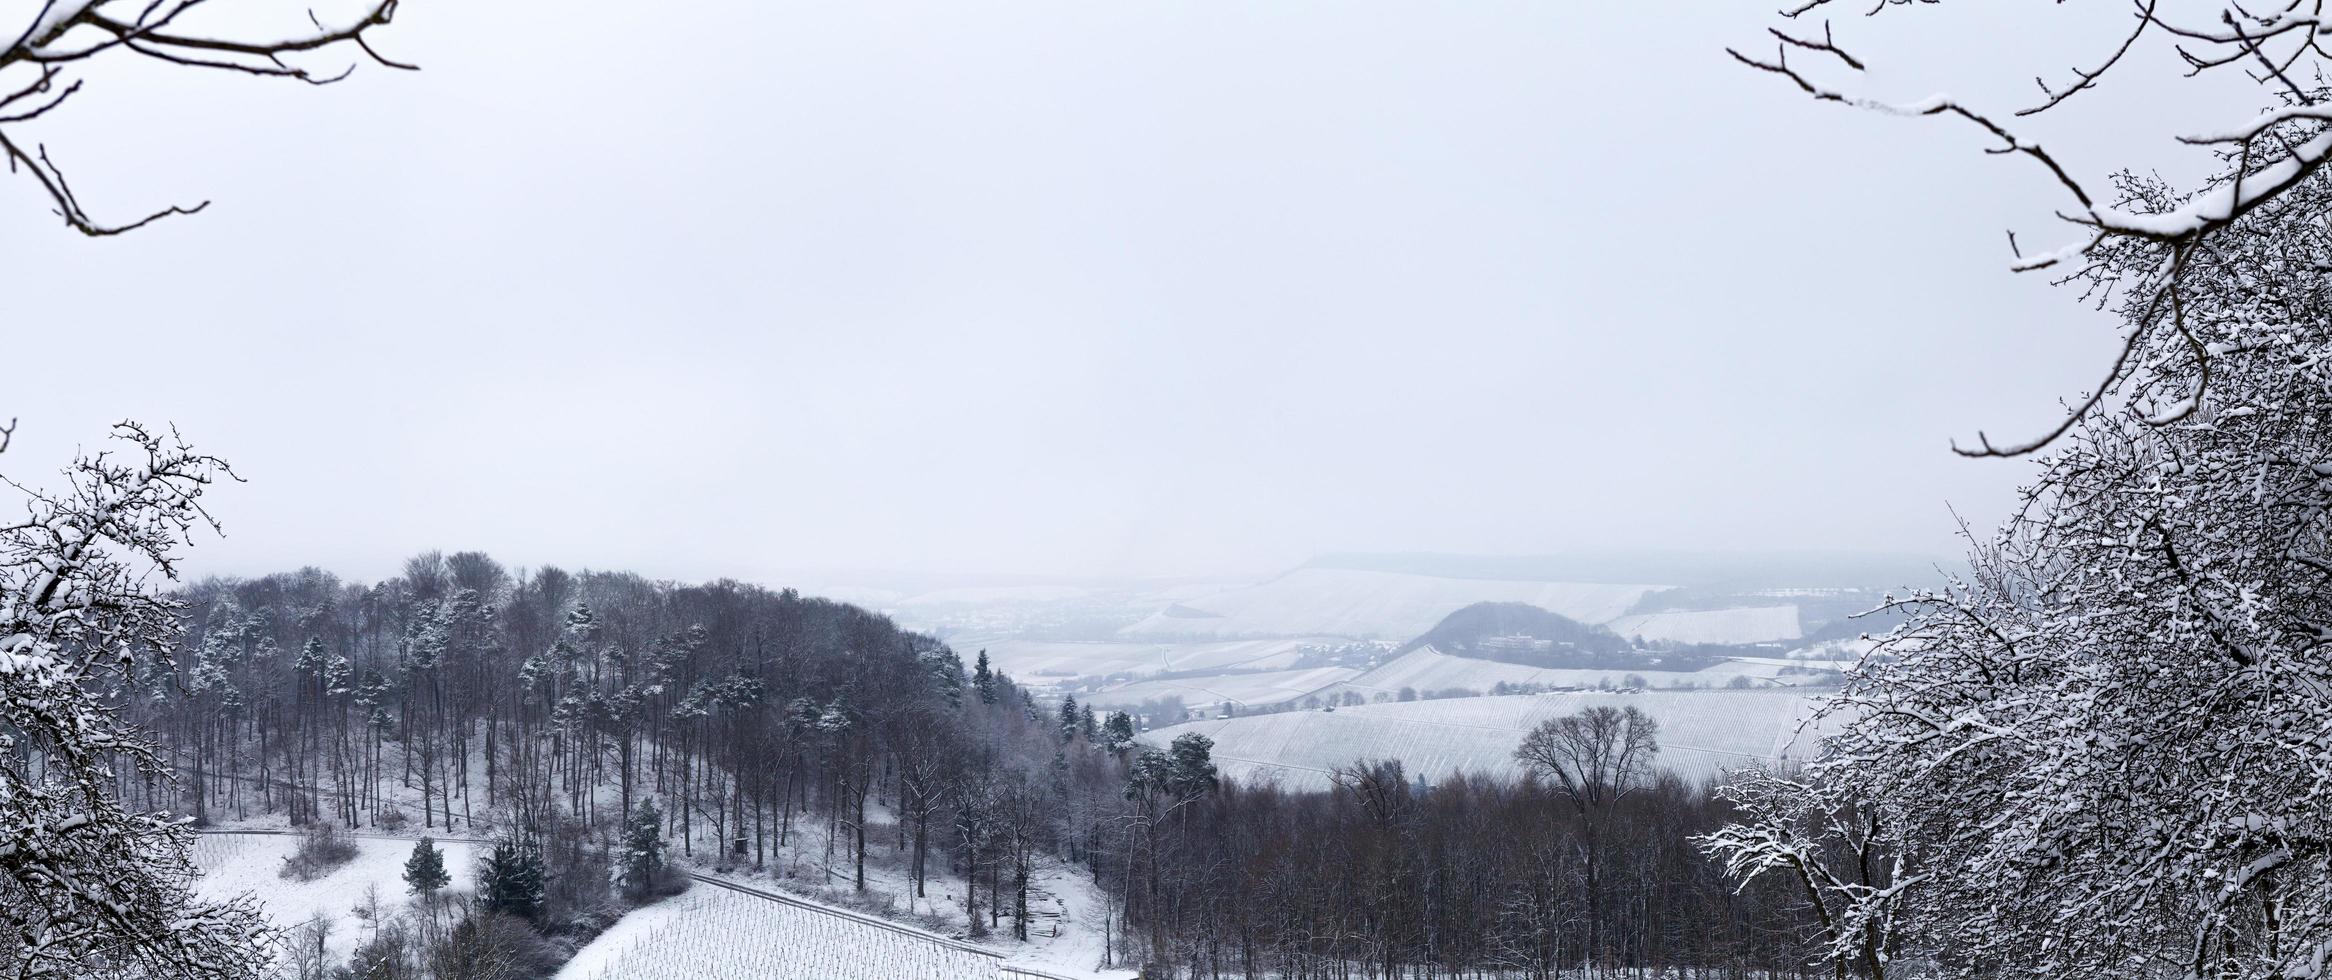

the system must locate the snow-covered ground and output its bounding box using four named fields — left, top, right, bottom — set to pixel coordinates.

left=192, top=833, right=481, bottom=972
left=557, top=859, right=1131, bottom=980
left=1335, top=646, right=1843, bottom=697
left=1605, top=605, right=1803, bottom=644
left=1138, top=689, right=1835, bottom=790
left=1084, top=665, right=1361, bottom=710
left=975, top=636, right=1331, bottom=683
left=554, top=884, right=998, bottom=980
left=1116, top=568, right=1663, bottom=640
